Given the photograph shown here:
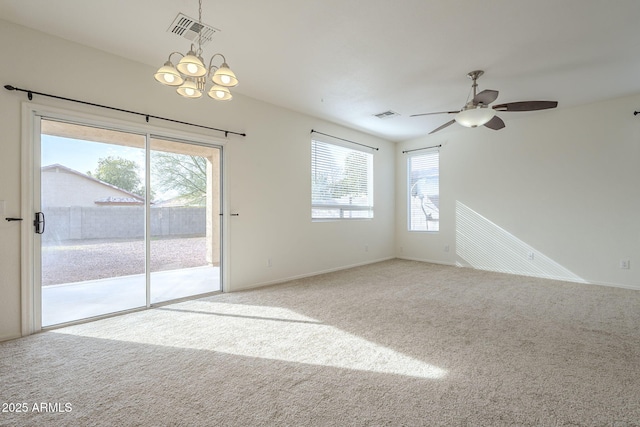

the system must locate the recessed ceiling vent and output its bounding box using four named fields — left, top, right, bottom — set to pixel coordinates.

left=167, top=13, right=219, bottom=47
left=374, top=110, right=400, bottom=119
